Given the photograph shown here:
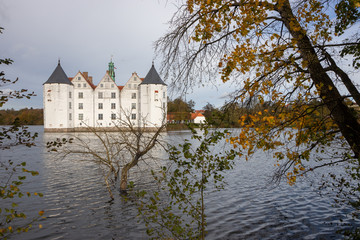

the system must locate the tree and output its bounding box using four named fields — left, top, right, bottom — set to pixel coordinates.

left=156, top=0, right=360, bottom=181
left=167, top=97, right=195, bottom=113
left=156, top=0, right=360, bottom=233
left=0, top=27, right=43, bottom=239
left=202, top=102, right=220, bottom=125
left=187, top=99, right=196, bottom=112
left=47, top=110, right=167, bottom=198
left=167, top=97, right=196, bottom=123
left=136, top=125, right=237, bottom=239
